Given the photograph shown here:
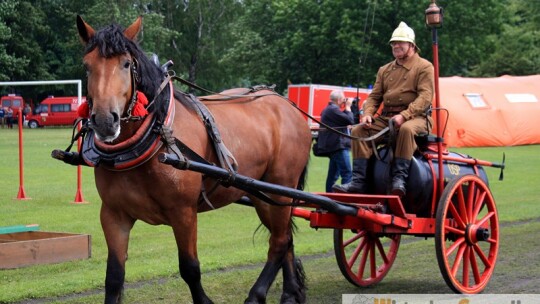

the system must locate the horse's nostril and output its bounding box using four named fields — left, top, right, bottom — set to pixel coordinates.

left=112, top=112, right=119, bottom=123
left=90, top=114, right=97, bottom=125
